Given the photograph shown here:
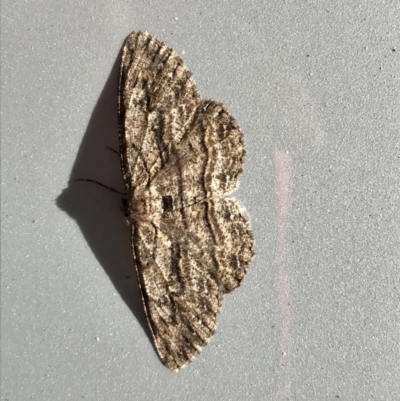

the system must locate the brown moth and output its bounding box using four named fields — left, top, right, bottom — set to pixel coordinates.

left=118, top=31, right=254, bottom=371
